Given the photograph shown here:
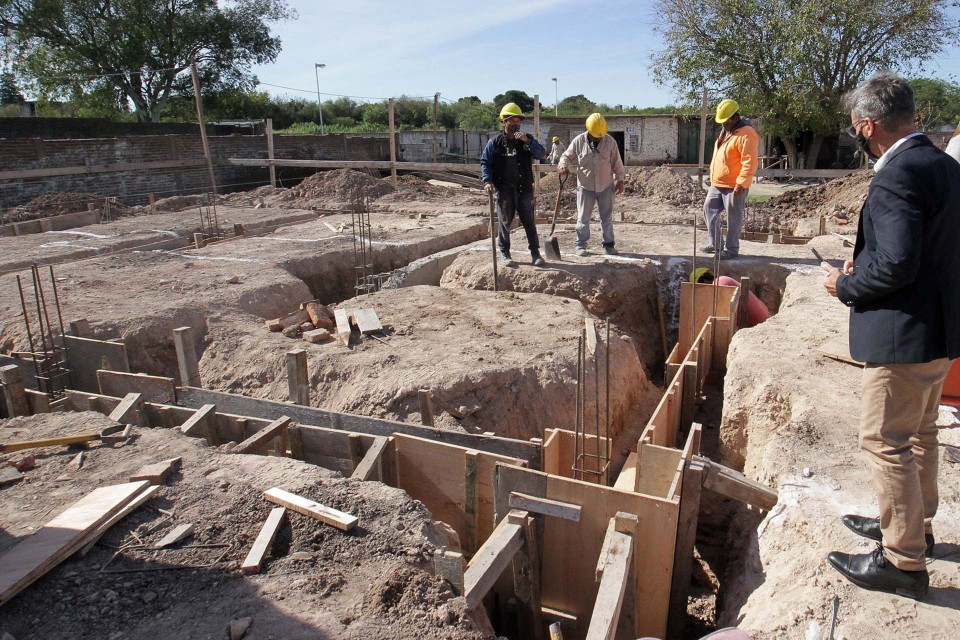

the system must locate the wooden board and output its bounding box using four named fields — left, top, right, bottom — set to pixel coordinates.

left=677, top=282, right=736, bottom=357
left=234, top=416, right=291, bottom=455
left=0, top=481, right=149, bottom=605
left=394, top=433, right=523, bottom=554
left=154, top=523, right=194, bottom=548
left=240, top=507, right=286, bottom=575
left=636, top=444, right=683, bottom=499
left=352, top=309, right=382, bottom=334
left=463, top=515, right=524, bottom=608
left=63, top=335, right=129, bottom=393
left=129, top=457, right=181, bottom=485
left=97, top=370, right=175, bottom=404
left=495, top=464, right=678, bottom=640
left=80, top=485, right=161, bottom=556
left=585, top=527, right=634, bottom=640
left=334, top=309, right=351, bottom=345
left=509, top=492, right=581, bottom=522
left=612, top=451, right=638, bottom=492
left=351, top=435, right=388, bottom=481
left=263, top=487, right=358, bottom=531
